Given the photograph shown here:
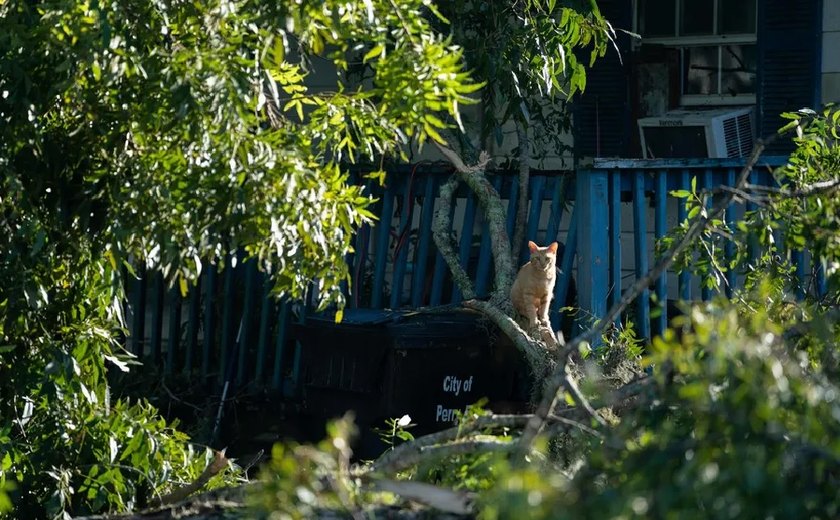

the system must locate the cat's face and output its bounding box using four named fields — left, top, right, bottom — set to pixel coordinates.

left=528, top=241, right=558, bottom=270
